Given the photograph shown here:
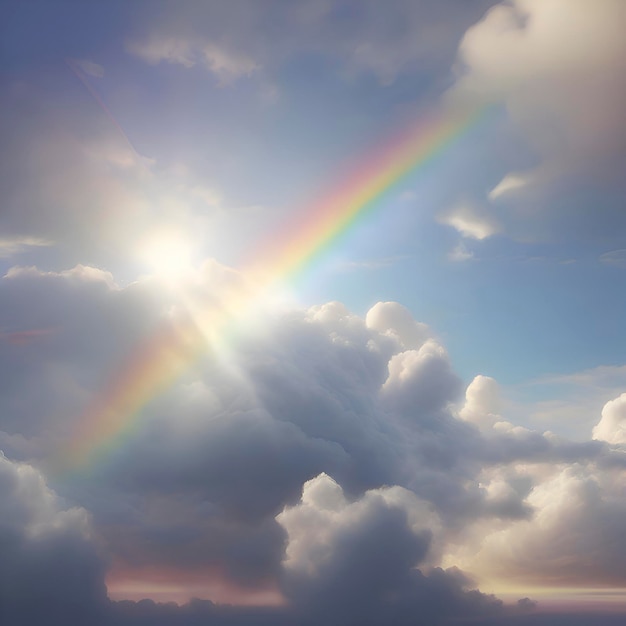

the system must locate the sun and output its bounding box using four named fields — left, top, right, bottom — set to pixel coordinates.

left=137, top=229, right=194, bottom=280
